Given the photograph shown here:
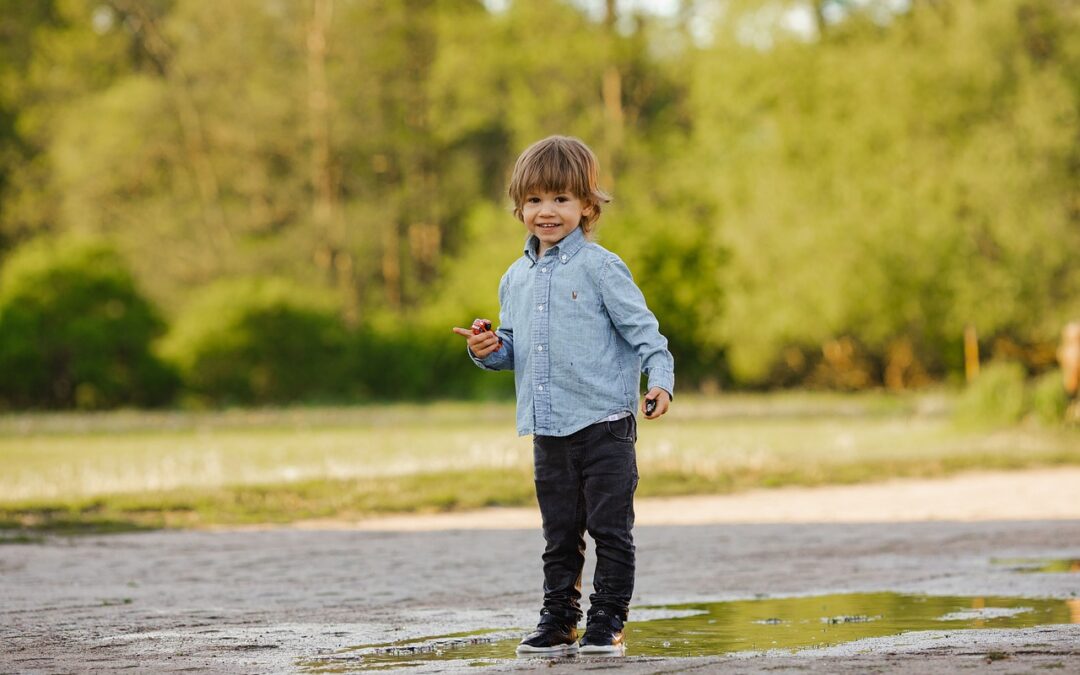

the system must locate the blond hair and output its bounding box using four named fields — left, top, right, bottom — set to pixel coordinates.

left=508, top=136, right=612, bottom=233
